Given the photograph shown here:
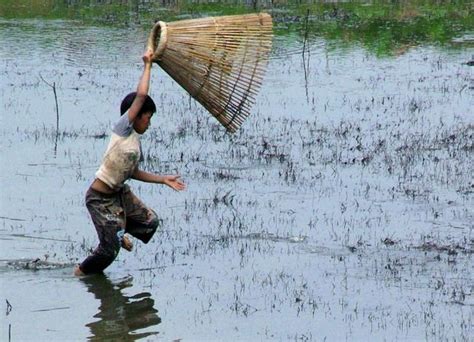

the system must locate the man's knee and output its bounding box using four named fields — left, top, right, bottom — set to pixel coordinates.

left=148, top=211, right=160, bottom=229
left=139, top=211, right=160, bottom=244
